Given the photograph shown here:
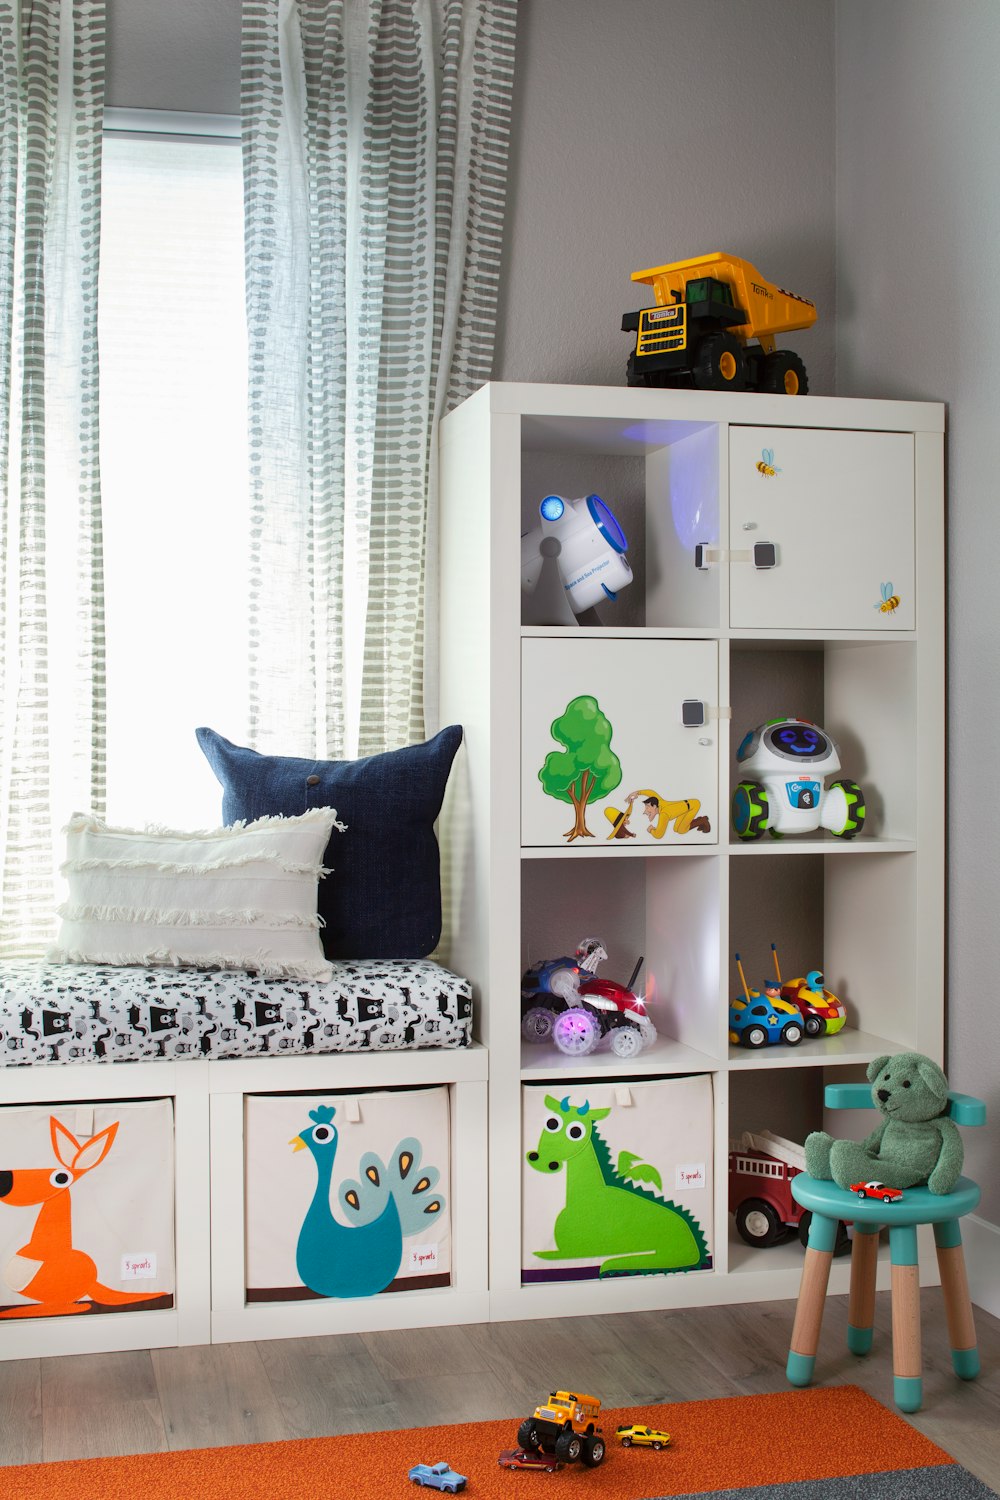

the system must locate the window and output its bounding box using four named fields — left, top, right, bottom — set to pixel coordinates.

left=99, top=117, right=248, bottom=829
